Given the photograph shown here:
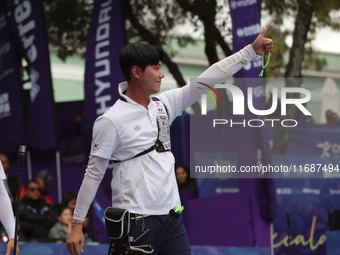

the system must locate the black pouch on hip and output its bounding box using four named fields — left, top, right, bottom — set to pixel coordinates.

left=104, top=207, right=130, bottom=239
